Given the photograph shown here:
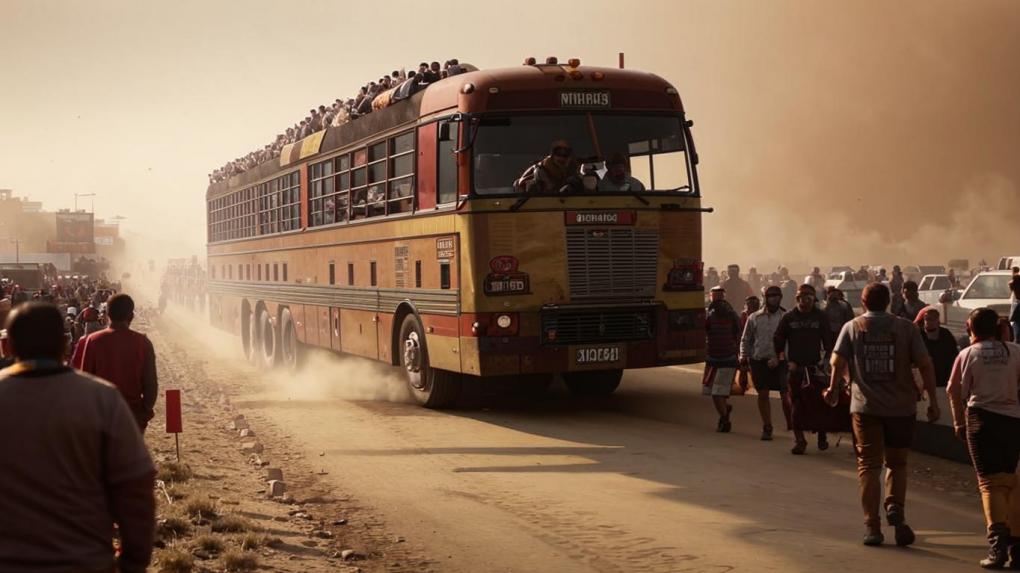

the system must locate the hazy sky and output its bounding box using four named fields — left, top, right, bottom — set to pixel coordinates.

left=1, top=0, right=1018, bottom=268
